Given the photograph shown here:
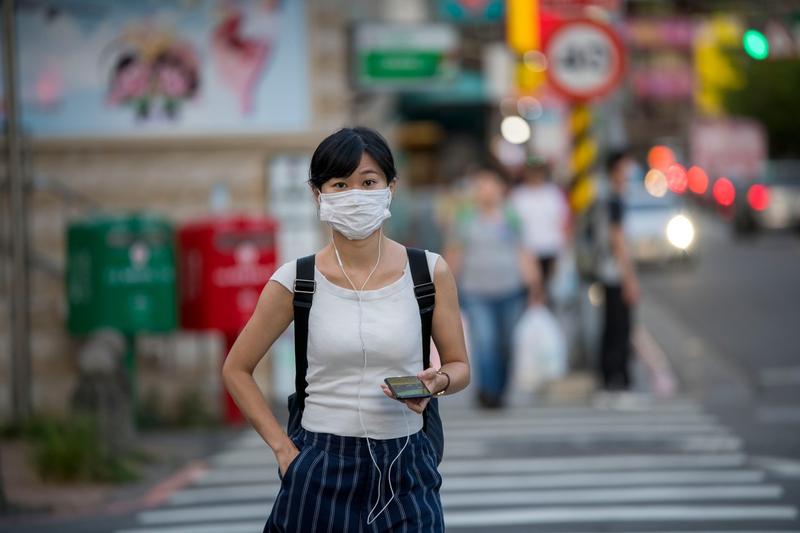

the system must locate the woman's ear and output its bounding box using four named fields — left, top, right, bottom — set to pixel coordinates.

left=389, top=179, right=398, bottom=196
left=310, top=184, right=320, bottom=206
